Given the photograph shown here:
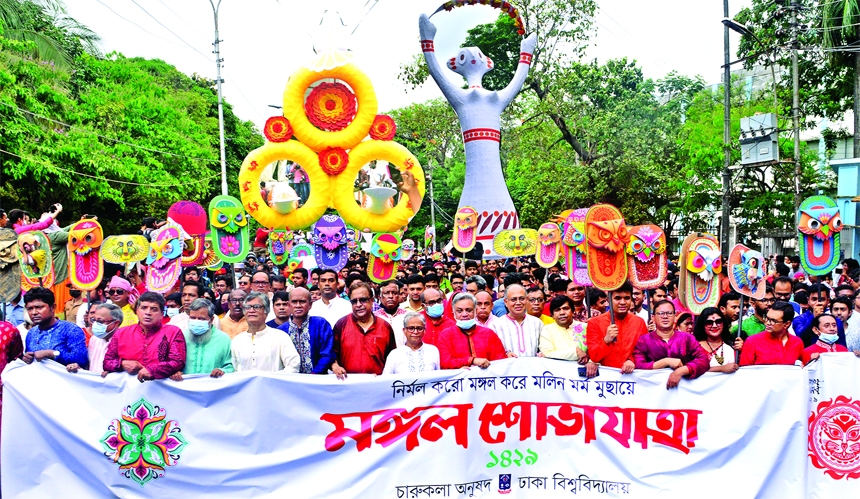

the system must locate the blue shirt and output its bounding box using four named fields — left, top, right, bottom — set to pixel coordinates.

left=792, top=310, right=846, bottom=348
left=492, top=298, right=507, bottom=317
left=3, top=302, right=25, bottom=327
left=25, top=319, right=89, bottom=368
left=277, top=316, right=335, bottom=374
